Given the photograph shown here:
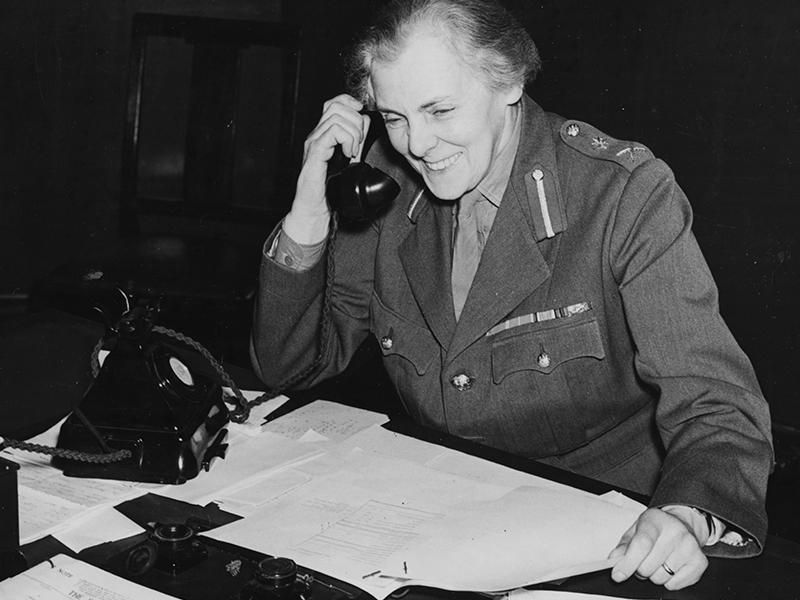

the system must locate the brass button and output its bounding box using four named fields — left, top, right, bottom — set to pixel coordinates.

left=450, top=373, right=474, bottom=391
left=537, top=352, right=551, bottom=368
left=380, top=336, right=393, bottom=350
